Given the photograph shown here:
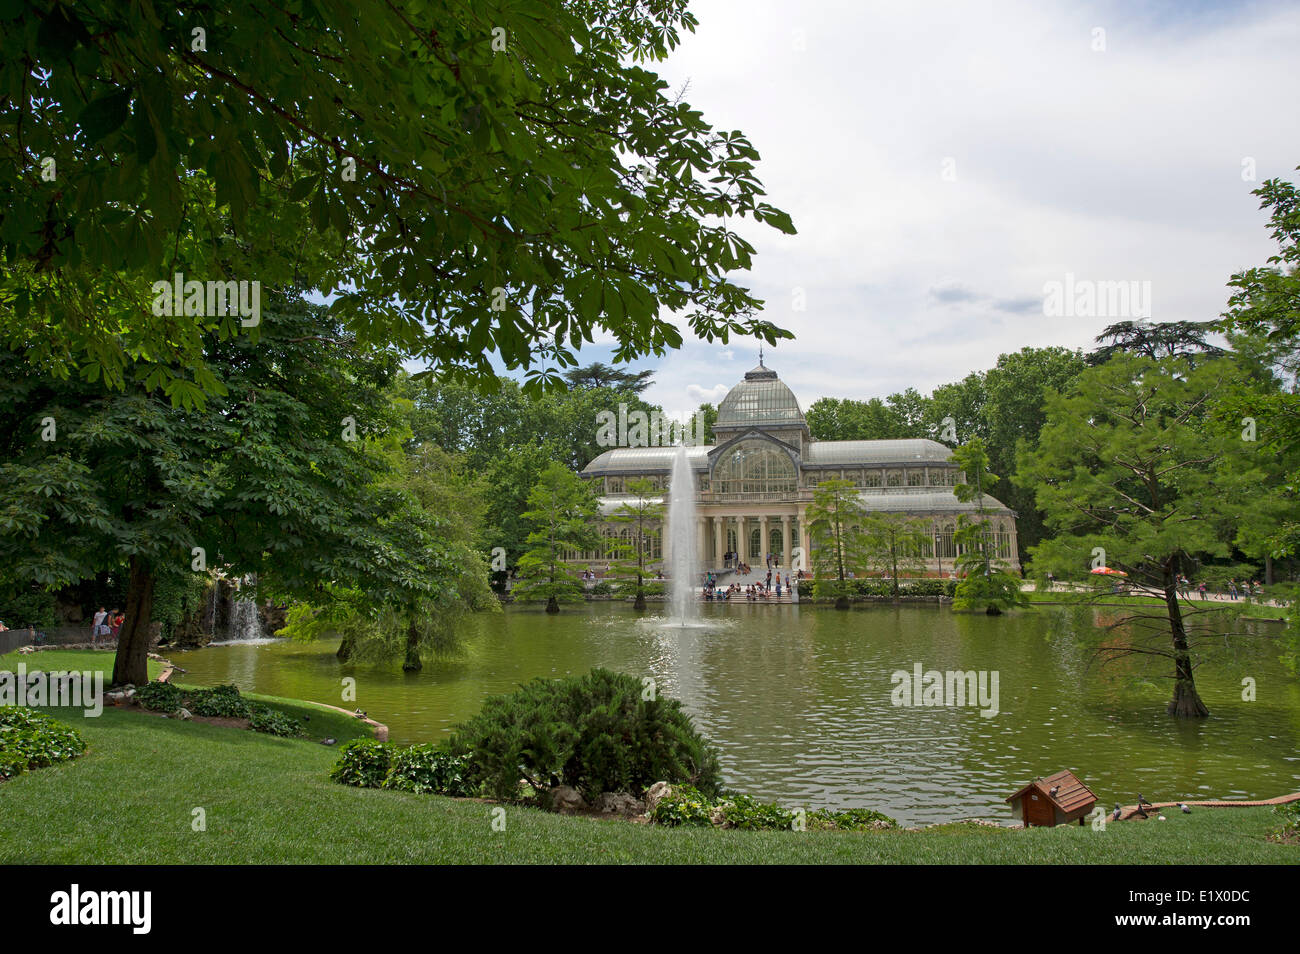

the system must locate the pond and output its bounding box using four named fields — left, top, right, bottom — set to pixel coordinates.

left=172, top=602, right=1300, bottom=826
